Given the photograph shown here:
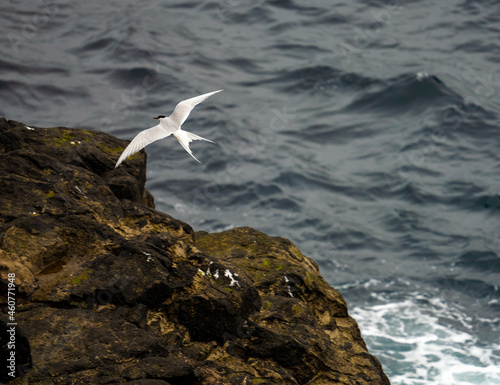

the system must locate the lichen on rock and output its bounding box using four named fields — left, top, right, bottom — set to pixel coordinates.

left=0, top=118, right=390, bottom=385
